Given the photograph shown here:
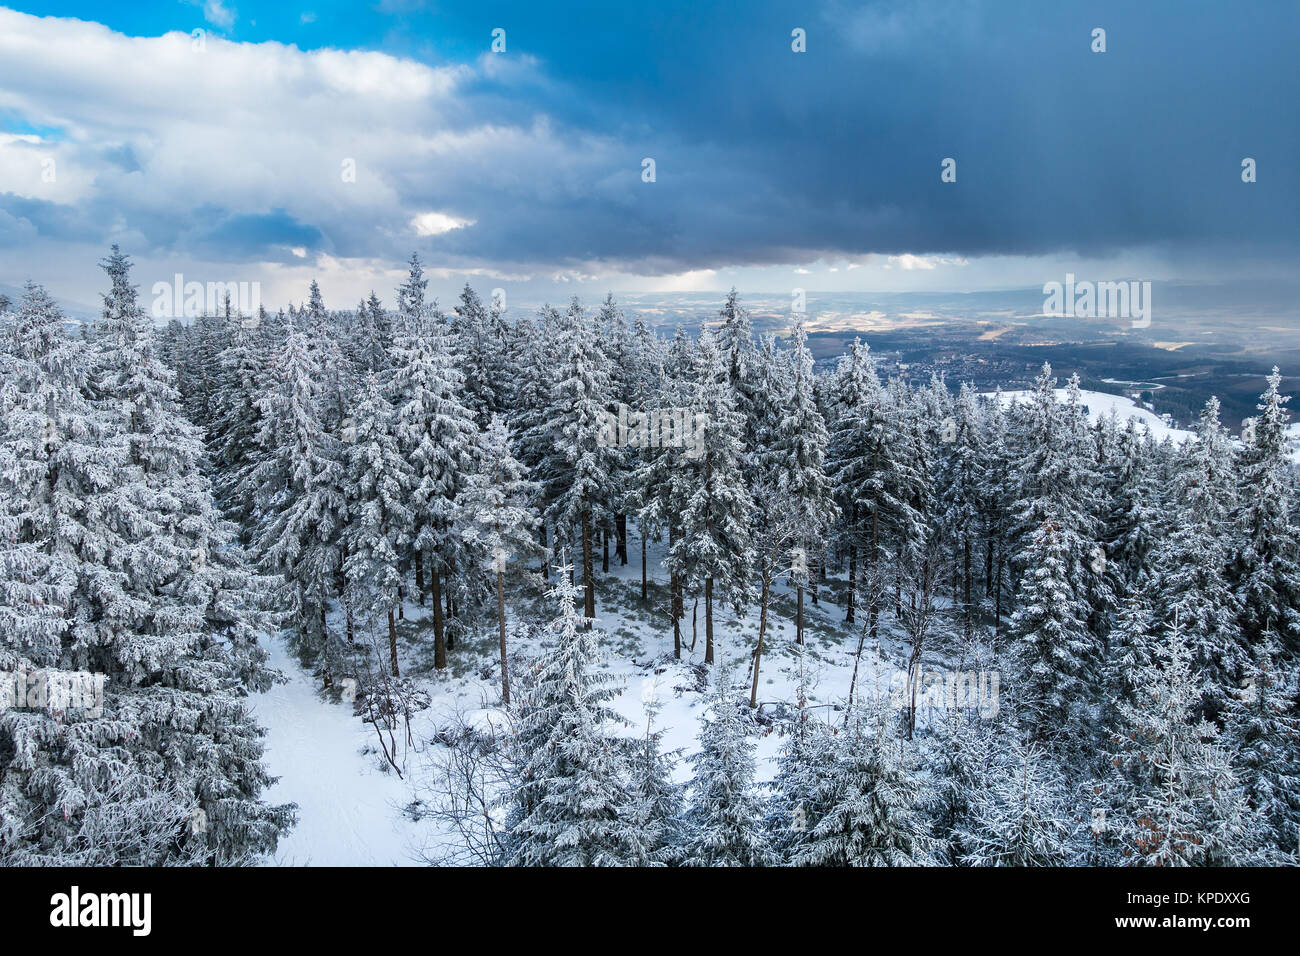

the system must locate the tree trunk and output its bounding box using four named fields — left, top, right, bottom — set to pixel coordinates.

left=497, top=570, right=509, bottom=705
left=796, top=584, right=805, bottom=646
left=414, top=550, right=425, bottom=605
left=669, top=524, right=681, bottom=658
left=641, top=532, right=648, bottom=602
left=387, top=607, right=400, bottom=677
left=581, top=501, right=596, bottom=620
left=704, top=576, right=715, bottom=665
left=602, top=526, right=609, bottom=573
left=870, top=506, right=880, bottom=639
left=540, top=524, right=549, bottom=581
left=431, top=564, right=447, bottom=669
left=750, top=571, right=770, bottom=708
left=963, top=537, right=972, bottom=639
left=985, top=535, right=994, bottom=597
left=994, top=549, right=1003, bottom=636
left=846, top=504, right=858, bottom=624
left=616, top=513, right=628, bottom=565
